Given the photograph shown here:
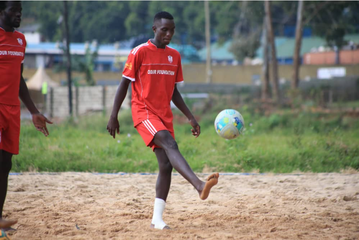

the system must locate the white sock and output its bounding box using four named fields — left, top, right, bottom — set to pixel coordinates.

left=151, top=198, right=167, bottom=229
